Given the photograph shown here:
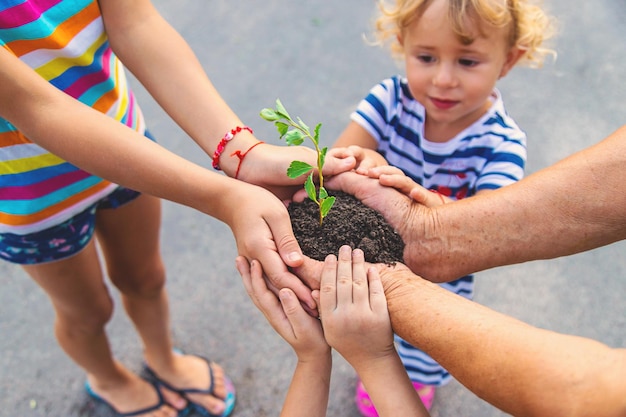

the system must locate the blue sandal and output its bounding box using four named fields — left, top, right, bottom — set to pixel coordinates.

left=85, top=379, right=188, bottom=417
left=143, top=355, right=236, bottom=417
